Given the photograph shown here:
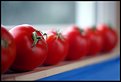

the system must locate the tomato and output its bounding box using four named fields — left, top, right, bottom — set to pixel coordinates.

left=1, top=25, right=16, bottom=73
left=63, top=25, right=88, bottom=60
left=9, top=24, right=48, bottom=71
left=97, top=24, right=118, bottom=52
left=44, top=30, right=69, bottom=65
left=84, top=27, right=103, bottom=55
